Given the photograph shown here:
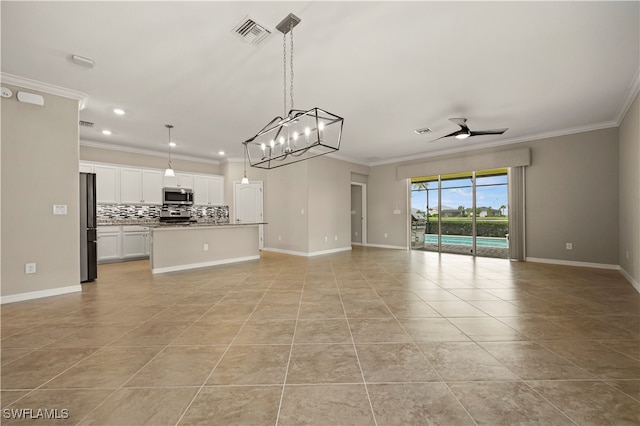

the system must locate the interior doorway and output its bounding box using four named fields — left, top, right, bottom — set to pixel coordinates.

left=233, top=181, right=264, bottom=249
left=350, top=182, right=367, bottom=246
